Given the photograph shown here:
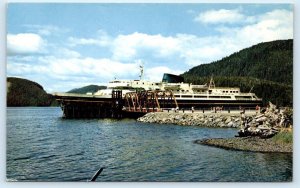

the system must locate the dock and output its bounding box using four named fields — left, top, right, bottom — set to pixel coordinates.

left=53, top=91, right=125, bottom=118
left=53, top=90, right=179, bottom=119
